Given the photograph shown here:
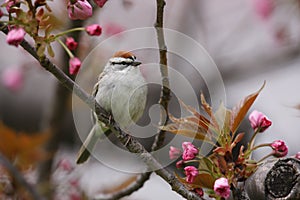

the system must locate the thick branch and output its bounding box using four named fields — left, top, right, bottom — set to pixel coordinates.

left=37, top=19, right=85, bottom=198
left=245, top=158, right=300, bottom=199
left=0, top=23, right=201, bottom=200
left=0, top=153, right=42, bottom=200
